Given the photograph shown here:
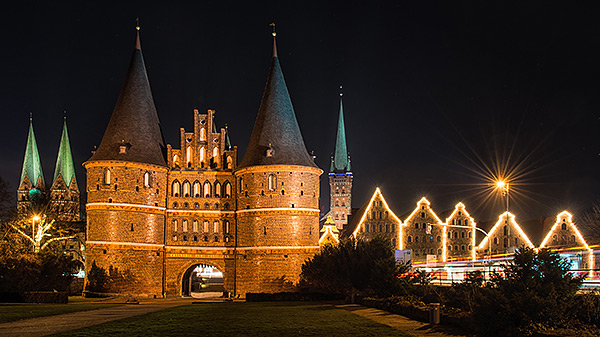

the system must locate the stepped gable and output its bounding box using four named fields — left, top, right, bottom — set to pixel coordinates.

left=89, top=27, right=166, bottom=167
left=53, top=116, right=77, bottom=189
left=20, top=115, right=45, bottom=189
left=238, top=34, right=317, bottom=169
